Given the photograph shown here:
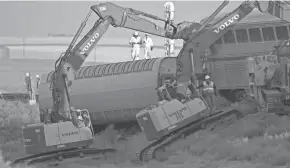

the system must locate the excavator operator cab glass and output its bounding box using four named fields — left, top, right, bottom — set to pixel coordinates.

left=75, top=109, right=93, bottom=130
left=158, top=81, right=190, bottom=104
